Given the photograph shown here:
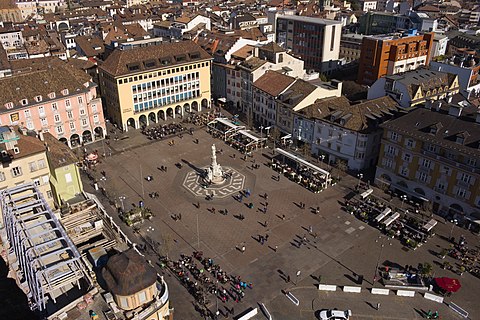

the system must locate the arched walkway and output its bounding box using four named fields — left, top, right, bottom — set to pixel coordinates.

left=175, top=105, right=182, bottom=118
left=157, top=110, right=165, bottom=121
left=59, top=137, right=68, bottom=145
left=82, top=130, right=92, bottom=144
left=127, top=118, right=136, bottom=130
left=201, top=98, right=208, bottom=110
left=167, top=108, right=174, bottom=119
left=397, top=180, right=408, bottom=189
left=184, top=103, right=191, bottom=113
left=70, top=134, right=81, bottom=147
left=380, top=173, right=392, bottom=182
left=450, top=203, right=464, bottom=214
left=414, top=187, right=426, bottom=195
left=192, top=101, right=199, bottom=112
left=148, top=112, right=157, bottom=124
left=139, top=114, right=148, bottom=127
left=94, top=127, right=104, bottom=139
